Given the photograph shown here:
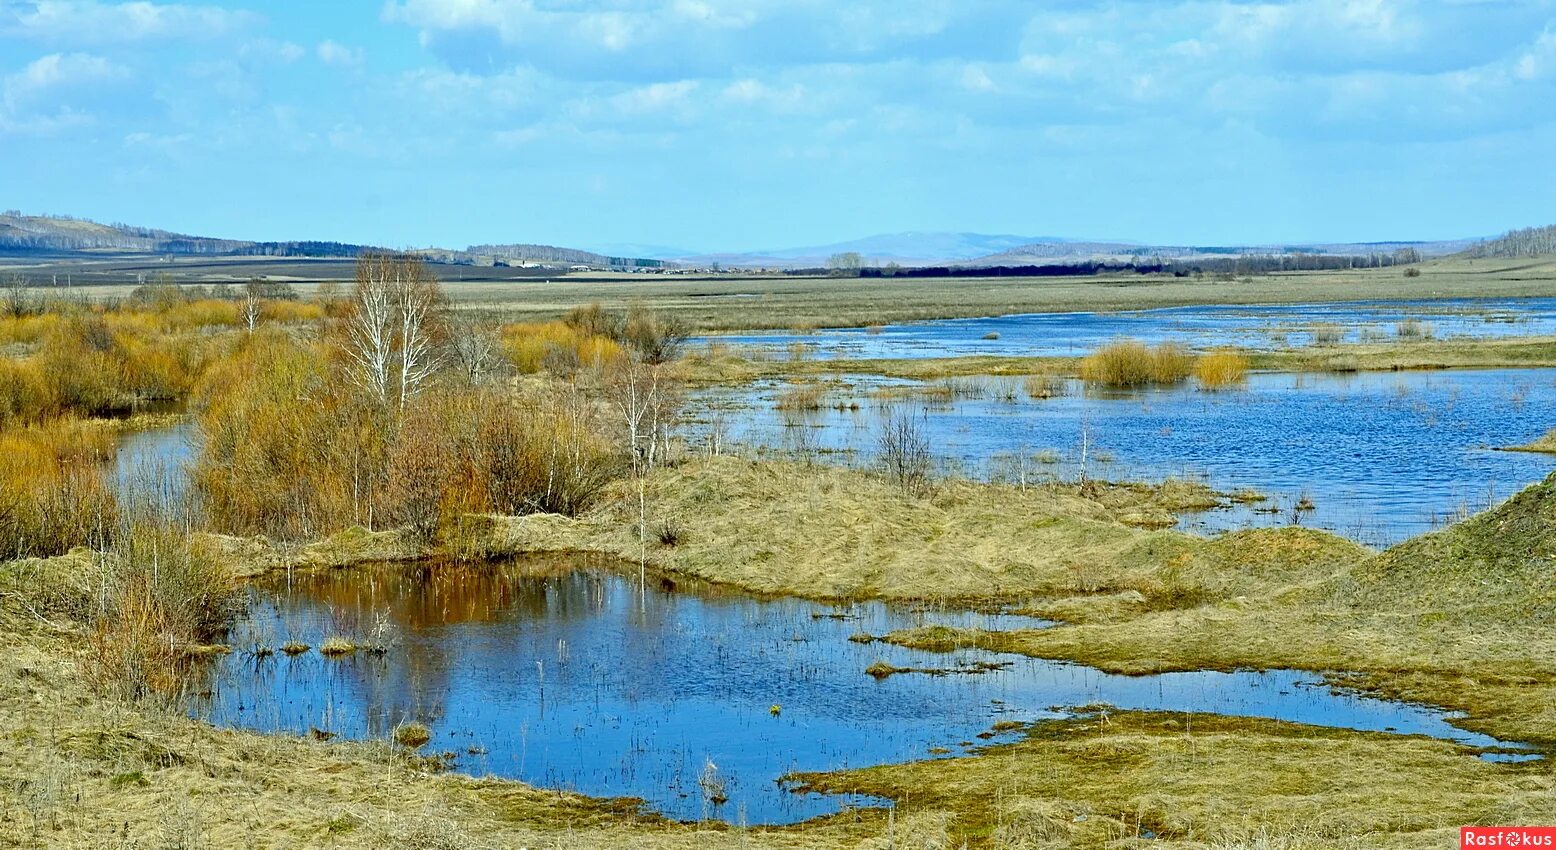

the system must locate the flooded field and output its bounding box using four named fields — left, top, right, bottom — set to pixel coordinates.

left=704, top=298, right=1556, bottom=360
left=692, top=367, right=1556, bottom=546
left=196, top=558, right=1524, bottom=825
